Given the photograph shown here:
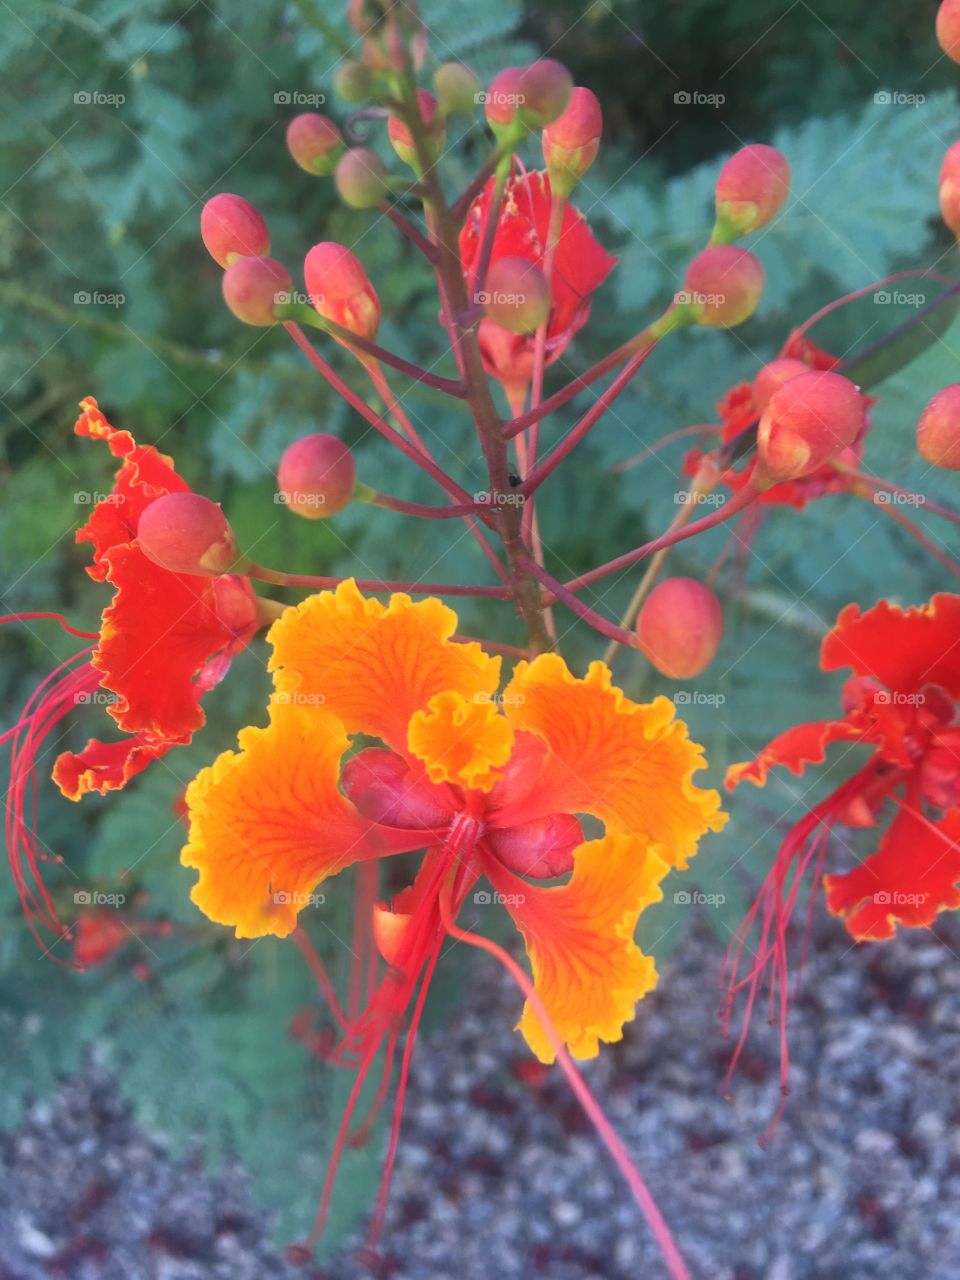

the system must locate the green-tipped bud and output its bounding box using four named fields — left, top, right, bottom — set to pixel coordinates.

left=679, top=247, right=764, bottom=328
left=286, top=113, right=345, bottom=176
left=334, top=148, right=390, bottom=209
left=222, top=256, right=293, bottom=326
left=278, top=434, right=357, bottom=519
left=479, top=258, right=551, bottom=334
left=335, top=60, right=374, bottom=104
left=138, top=493, right=241, bottom=576
left=711, top=144, right=790, bottom=243
left=917, top=384, right=960, bottom=470
left=433, top=61, right=482, bottom=115
left=542, top=87, right=602, bottom=197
